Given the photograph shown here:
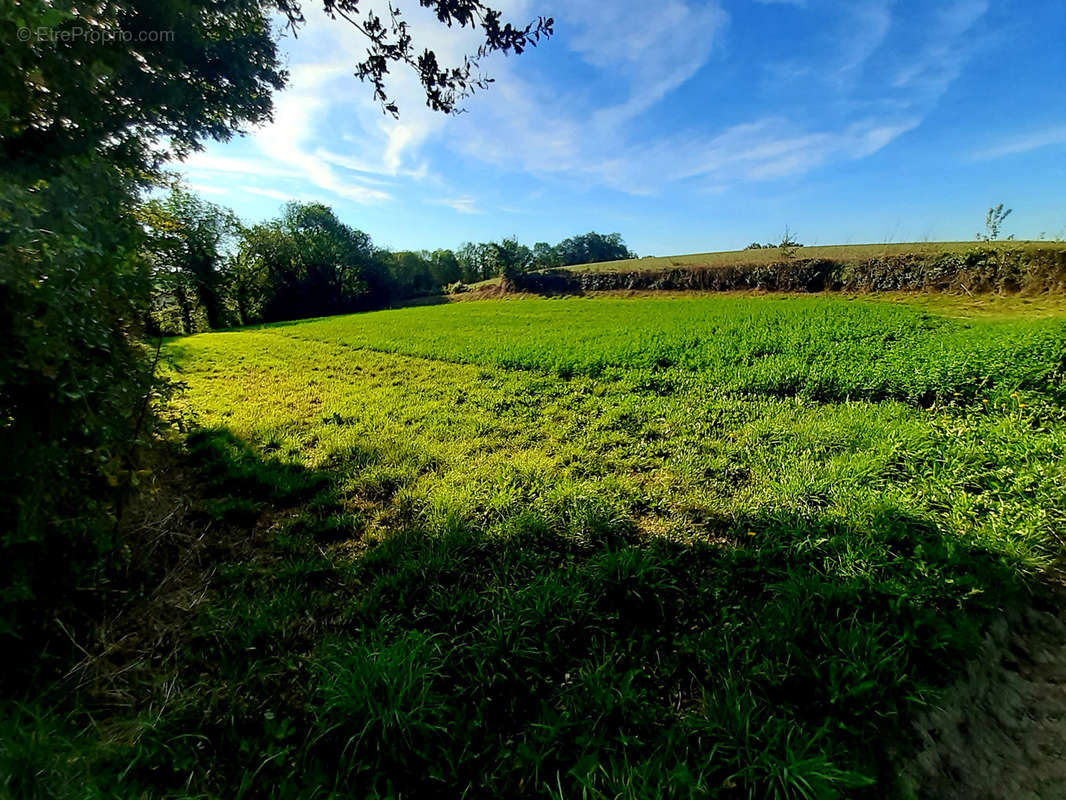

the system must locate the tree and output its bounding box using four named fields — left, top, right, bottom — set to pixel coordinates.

left=981, top=204, right=1013, bottom=241
left=241, top=203, right=377, bottom=321
left=2, top=0, right=552, bottom=645
left=495, top=236, right=533, bottom=271
left=456, top=241, right=500, bottom=282
left=428, top=249, right=463, bottom=287
left=532, top=241, right=562, bottom=268
left=554, top=232, right=635, bottom=266
left=291, top=1, right=553, bottom=115
left=493, top=236, right=532, bottom=288
left=385, top=251, right=437, bottom=298
left=0, top=0, right=287, bottom=647
left=778, top=226, right=802, bottom=260
left=143, top=187, right=242, bottom=332
left=226, top=246, right=270, bottom=327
